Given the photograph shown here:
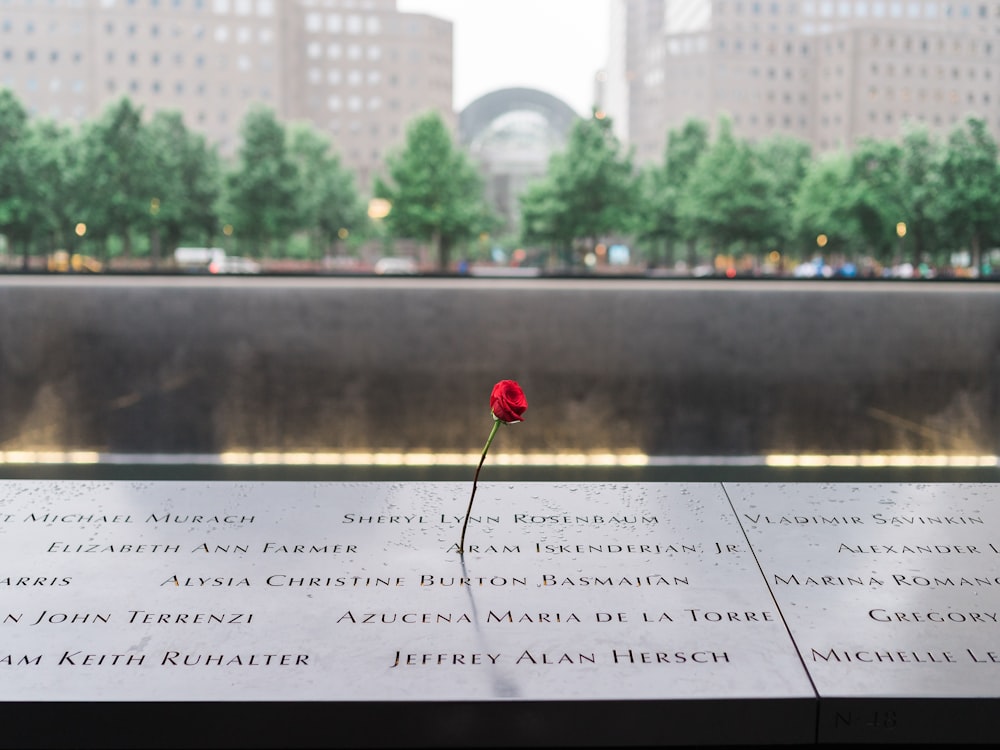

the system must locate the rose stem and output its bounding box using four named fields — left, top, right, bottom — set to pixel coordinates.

left=459, top=418, right=501, bottom=554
